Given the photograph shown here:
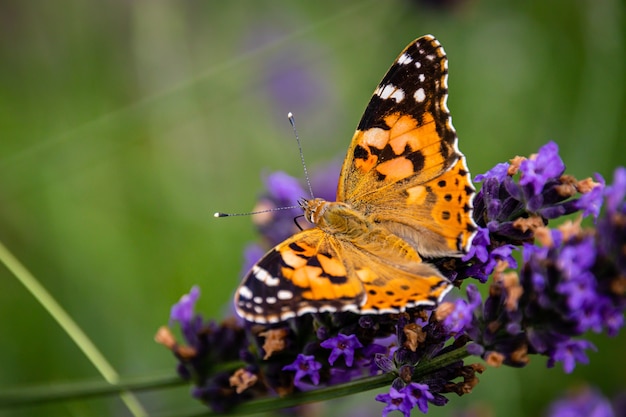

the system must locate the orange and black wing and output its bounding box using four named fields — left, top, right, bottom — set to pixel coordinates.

left=337, top=35, right=477, bottom=258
